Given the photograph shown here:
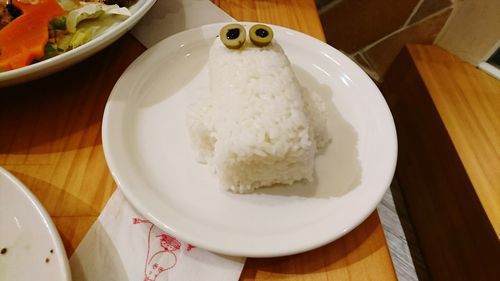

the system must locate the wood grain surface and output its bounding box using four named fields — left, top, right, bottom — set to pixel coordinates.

left=212, top=0, right=325, bottom=41
left=0, top=35, right=144, bottom=252
left=381, top=44, right=500, bottom=281
left=409, top=45, right=500, bottom=236
left=0, top=1, right=396, bottom=280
